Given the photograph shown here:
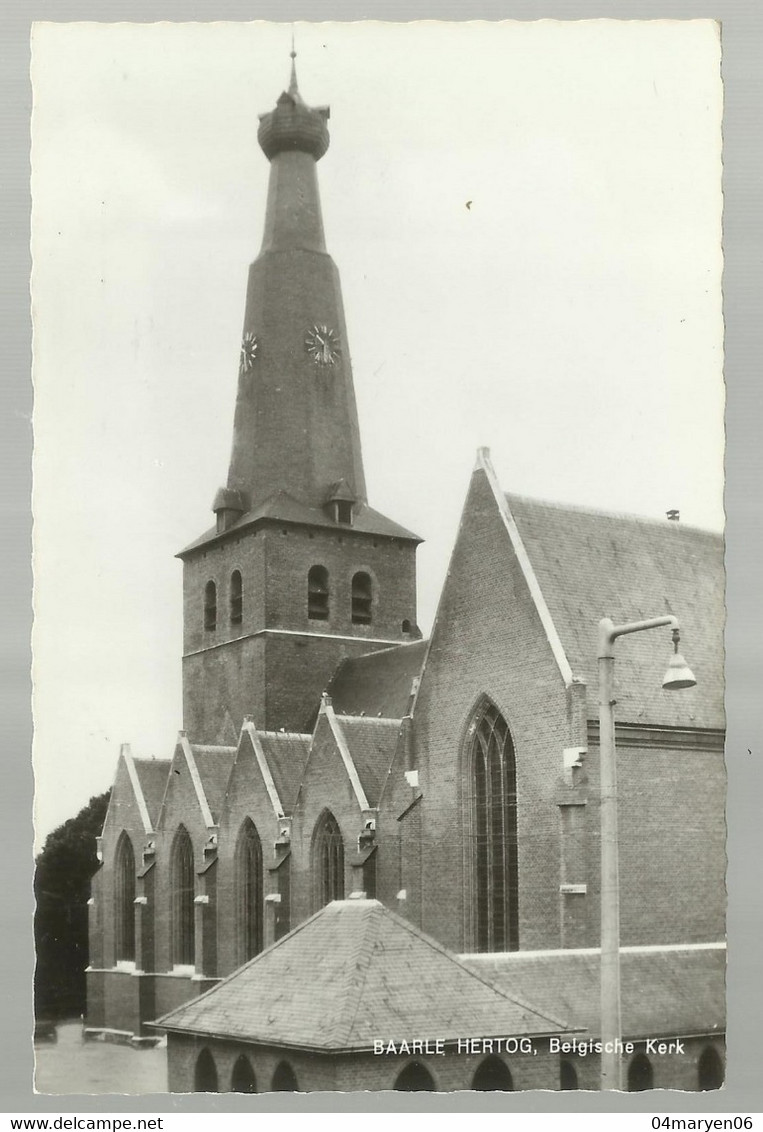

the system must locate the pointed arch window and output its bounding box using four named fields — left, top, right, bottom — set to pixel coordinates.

left=194, top=1049, right=218, bottom=1093
left=313, top=810, right=344, bottom=909
left=351, top=571, right=372, bottom=624
left=394, top=1061, right=435, bottom=1091
left=468, top=700, right=519, bottom=952
left=236, top=818, right=263, bottom=963
left=272, top=1061, right=299, bottom=1092
left=171, top=827, right=195, bottom=967
left=230, top=570, right=243, bottom=626
left=627, top=1053, right=654, bottom=1092
left=308, top=566, right=329, bottom=621
left=231, top=1055, right=257, bottom=1093
left=114, top=833, right=136, bottom=963
left=697, top=1046, right=724, bottom=1090
left=204, top=581, right=217, bottom=632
